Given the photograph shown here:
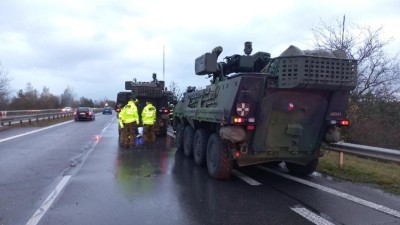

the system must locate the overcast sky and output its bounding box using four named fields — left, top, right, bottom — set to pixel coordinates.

left=0, top=0, right=399, bottom=102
